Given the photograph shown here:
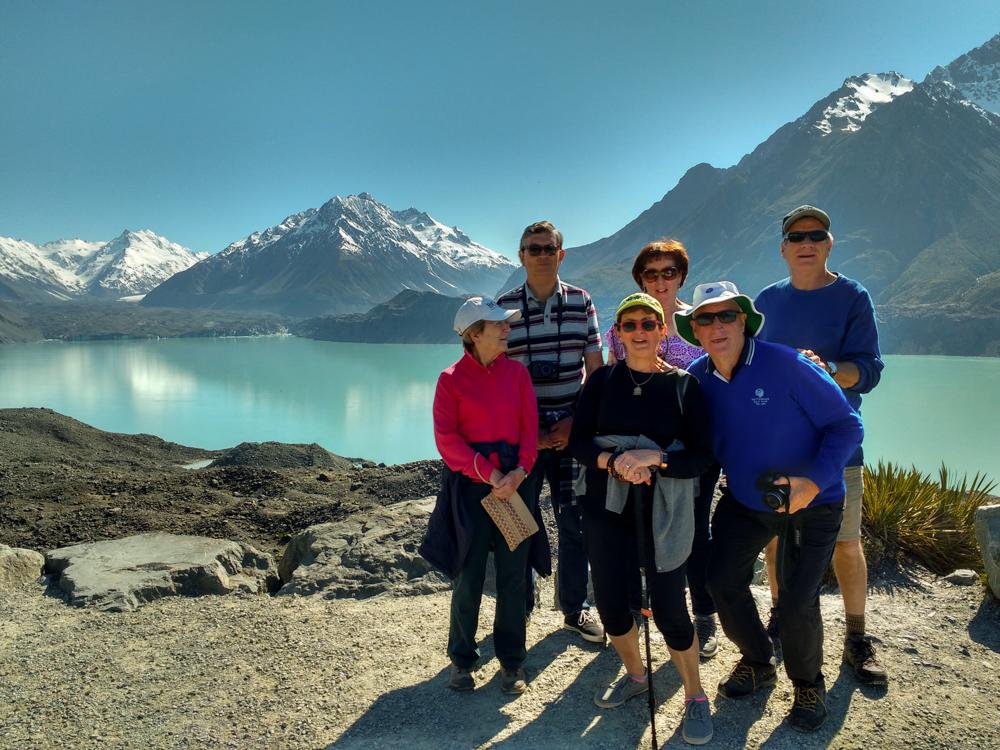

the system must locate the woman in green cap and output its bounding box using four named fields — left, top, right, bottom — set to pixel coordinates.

left=569, top=292, right=716, bottom=745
